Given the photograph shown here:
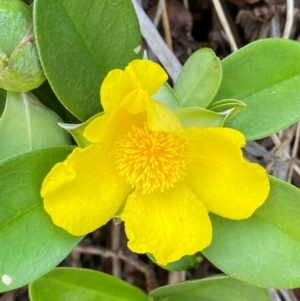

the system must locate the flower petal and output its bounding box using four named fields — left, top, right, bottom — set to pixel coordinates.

left=85, top=91, right=182, bottom=143
left=122, top=183, right=212, bottom=265
left=146, top=99, right=183, bottom=132
left=121, top=89, right=149, bottom=114
left=41, top=144, right=132, bottom=235
left=101, top=69, right=134, bottom=114
left=125, top=59, right=168, bottom=95
left=184, top=127, right=270, bottom=219
left=84, top=106, right=147, bottom=144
